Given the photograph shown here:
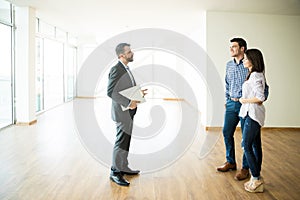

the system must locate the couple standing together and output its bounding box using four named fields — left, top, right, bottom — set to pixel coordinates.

left=107, top=39, right=268, bottom=193
left=217, top=38, right=269, bottom=193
